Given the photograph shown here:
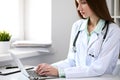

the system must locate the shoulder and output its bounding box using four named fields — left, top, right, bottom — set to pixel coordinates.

left=108, top=22, right=120, bottom=39
left=72, top=19, right=86, bottom=31
left=72, top=19, right=84, bottom=26
left=109, top=23, right=120, bottom=32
